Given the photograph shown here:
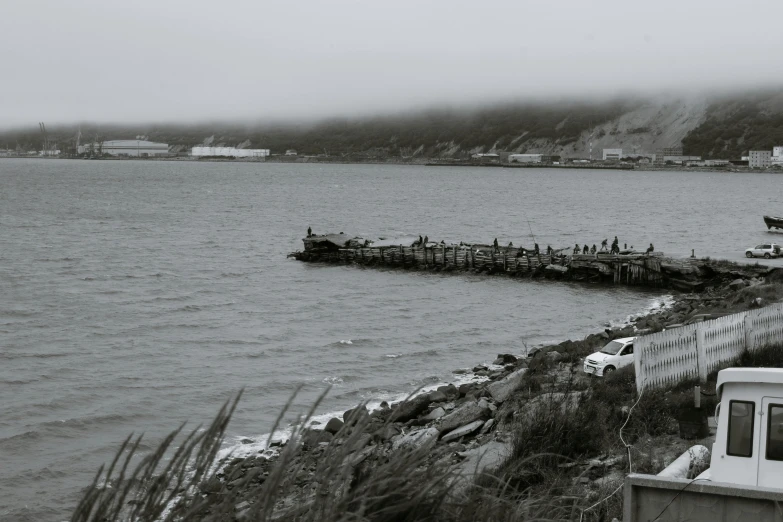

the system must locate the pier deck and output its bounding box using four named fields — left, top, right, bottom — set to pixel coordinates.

left=289, top=235, right=703, bottom=290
